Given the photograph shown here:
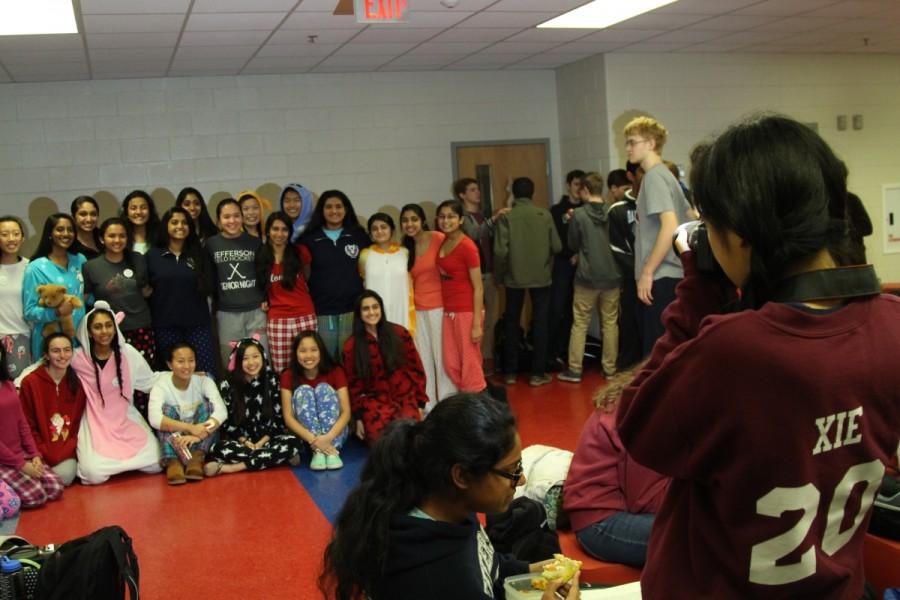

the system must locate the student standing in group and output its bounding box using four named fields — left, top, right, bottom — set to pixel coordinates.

left=558, top=173, right=621, bottom=383
left=70, top=196, right=101, bottom=260
left=256, top=212, right=317, bottom=374
left=175, top=187, right=218, bottom=243
left=0, top=344, right=65, bottom=508
left=281, top=331, right=351, bottom=471
left=342, top=290, right=427, bottom=445
left=148, top=342, right=226, bottom=485
left=18, top=333, right=87, bottom=486
left=300, top=190, right=370, bottom=361
left=623, top=117, right=691, bottom=355
left=547, top=170, right=585, bottom=371
left=205, top=198, right=268, bottom=367
left=359, top=213, right=414, bottom=334
left=72, top=302, right=161, bottom=485
left=206, top=337, right=304, bottom=476
left=607, top=166, right=641, bottom=370
left=121, top=190, right=160, bottom=255
left=23, top=213, right=87, bottom=360
left=400, top=204, right=456, bottom=413
left=0, top=216, right=31, bottom=378
left=435, top=200, right=486, bottom=393
left=493, top=177, right=561, bottom=387
left=145, top=207, right=217, bottom=377
left=455, top=178, right=509, bottom=374
left=238, top=190, right=266, bottom=241
left=279, top=183, right=314, bottom=243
